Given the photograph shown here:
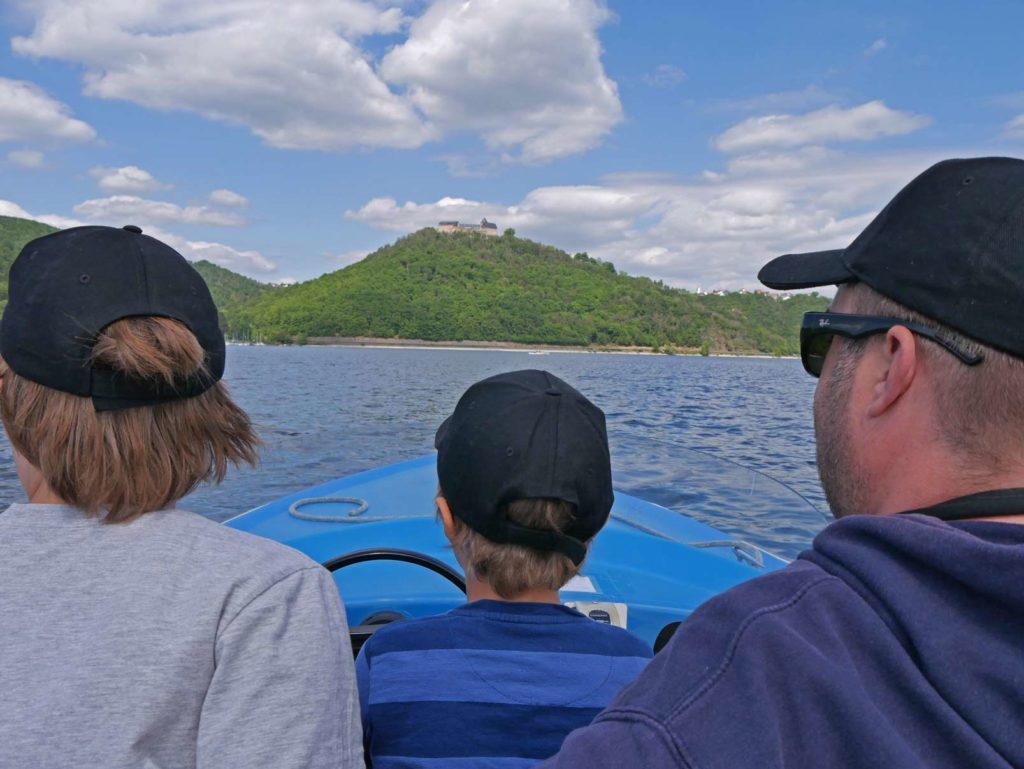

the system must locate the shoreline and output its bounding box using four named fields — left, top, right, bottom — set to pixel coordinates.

left=307, top=336, right=658, bottom=354
left=228, top=336, right=795, bottom=359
